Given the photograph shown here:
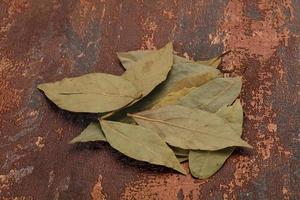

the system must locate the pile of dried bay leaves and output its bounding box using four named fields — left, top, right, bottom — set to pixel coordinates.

left=38, top=42, right=252, bottom=179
